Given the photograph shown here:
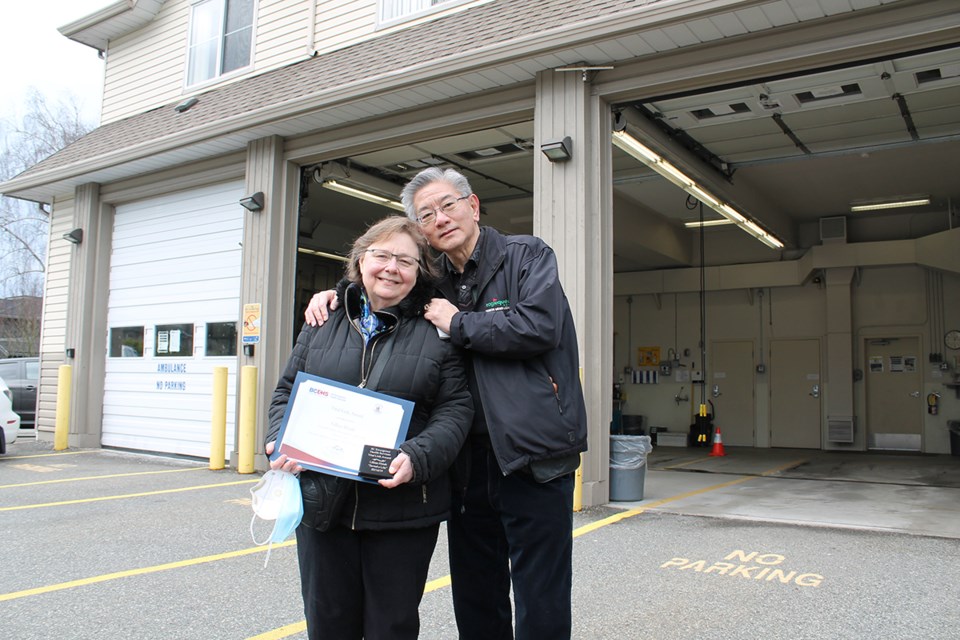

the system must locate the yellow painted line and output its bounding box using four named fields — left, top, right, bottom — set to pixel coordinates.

left=0, top=466, right=209, bottom=489
left=0, top=540, right=294, bottom=603
left=247, top=621, right=307, bottom=640
left=425, top=575, right=451, bottom=592
left=0, top=479, right=259, bottom=512
left=1, top=450, right=99, bottom=460
left=657, top=456, right=713, bottom=470
left=245, top=460, right=802, bottom=640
